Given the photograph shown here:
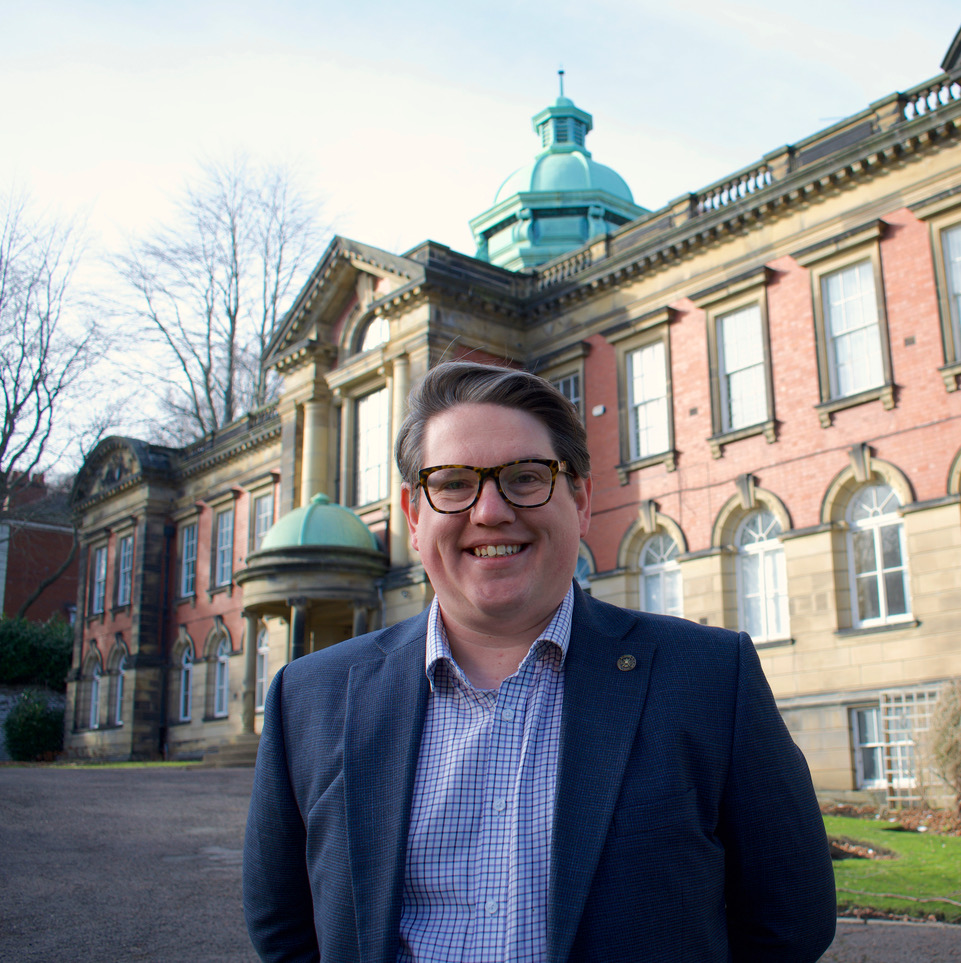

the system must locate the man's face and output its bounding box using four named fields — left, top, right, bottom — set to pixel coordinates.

left=401, top=402, right=591, bottom=642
